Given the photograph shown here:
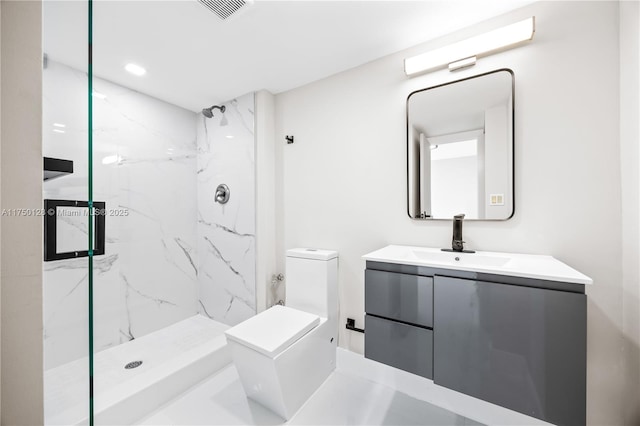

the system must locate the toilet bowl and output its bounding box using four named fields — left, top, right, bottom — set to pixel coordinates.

left=224, top=248, right=338, bottom=420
